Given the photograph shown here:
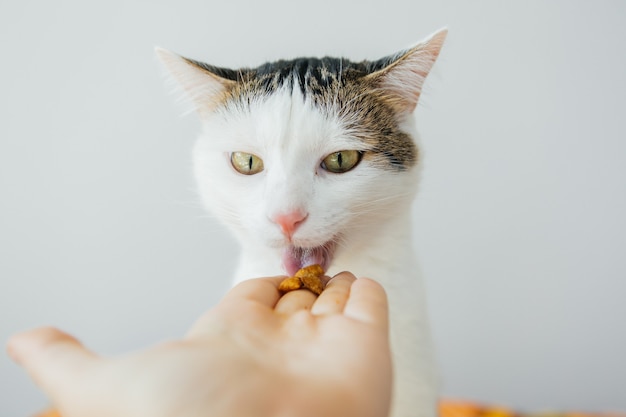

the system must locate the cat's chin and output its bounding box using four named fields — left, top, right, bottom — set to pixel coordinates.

left=281, top=242, right=336, bottom=276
